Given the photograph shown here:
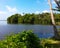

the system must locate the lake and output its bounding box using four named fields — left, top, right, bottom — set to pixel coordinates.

left=0, top=21, right=60, bottom=39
